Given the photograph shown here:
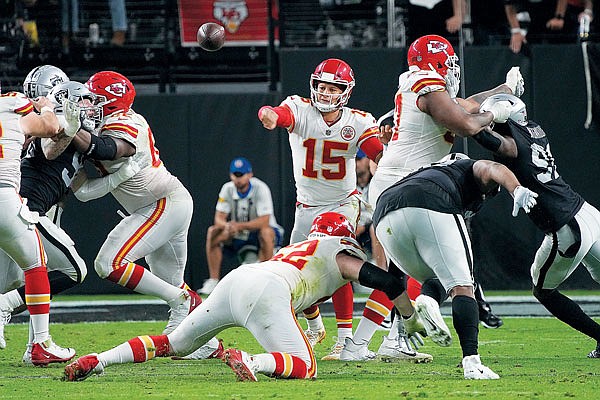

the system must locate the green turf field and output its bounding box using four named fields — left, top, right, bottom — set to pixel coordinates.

left=1, top=316, right=599, bottom=399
